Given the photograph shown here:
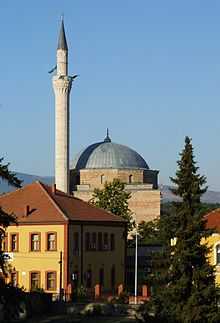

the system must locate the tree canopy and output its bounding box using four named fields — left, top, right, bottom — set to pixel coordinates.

left=136, top=202, right=220, bottom=246
left=0, top=158, right=21, bottom=276
left=90, top=178, right=134, bottom=232
left=145, top=137, right=220, bottom=322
